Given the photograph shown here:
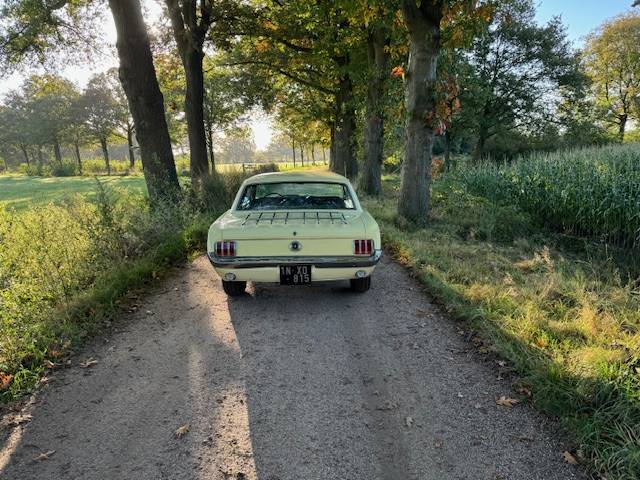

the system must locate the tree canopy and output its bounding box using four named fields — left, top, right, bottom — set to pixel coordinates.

left=1, top=0, right=638, bottom=213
